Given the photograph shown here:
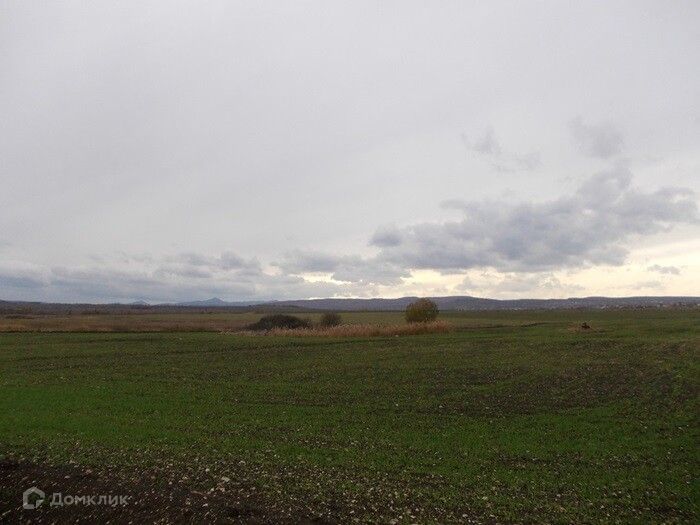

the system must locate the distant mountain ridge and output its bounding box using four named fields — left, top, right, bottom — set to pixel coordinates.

left=180, top=297, right=232, bottom=307
left=2, top=296, right=697, bottom=315
left=176, top=295, right=700, bottom=311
